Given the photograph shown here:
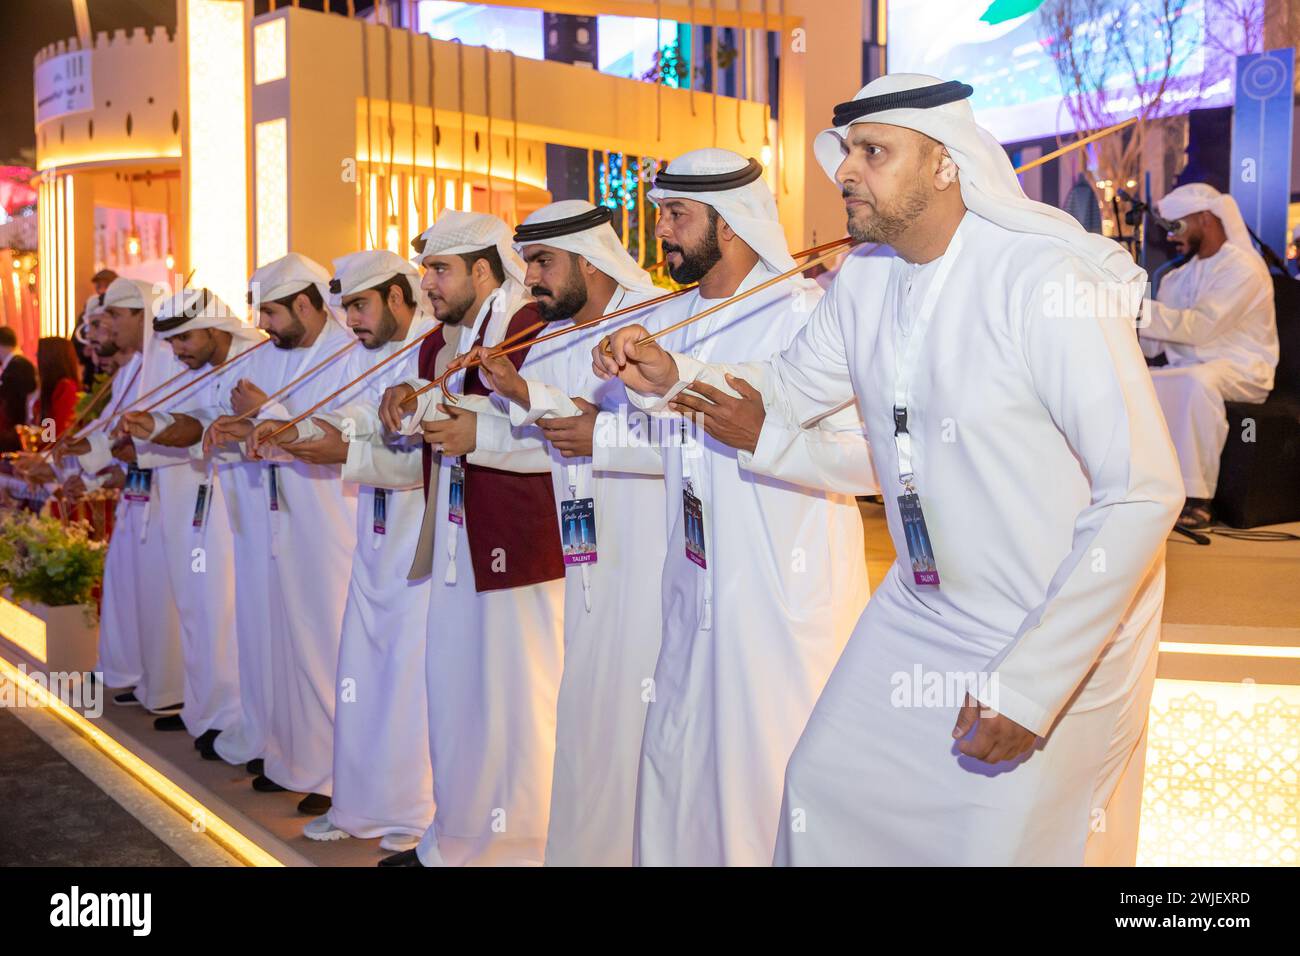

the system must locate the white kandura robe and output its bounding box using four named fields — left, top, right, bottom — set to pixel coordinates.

left=139, top=339, right=261, bottom=738
left=187, top=356, right=278, bottom=768
left=686, top=213, right=1183, bottom=865
left=197, top=322, right=360, bottom=789
left=1139, top=242, right=1278, bottom=498
left=401, top=287, right=566, bottom=867
left=77, top=350, right=185, bottom=712
left=314, top=314, right=435, bottom=840
left=624, top=263, right=874, bottom=867
left=255, top=320, right=359, bottom=794
left=79, top=354, right=145, bottom=690
left=492, top=289, right=668, bottom=867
